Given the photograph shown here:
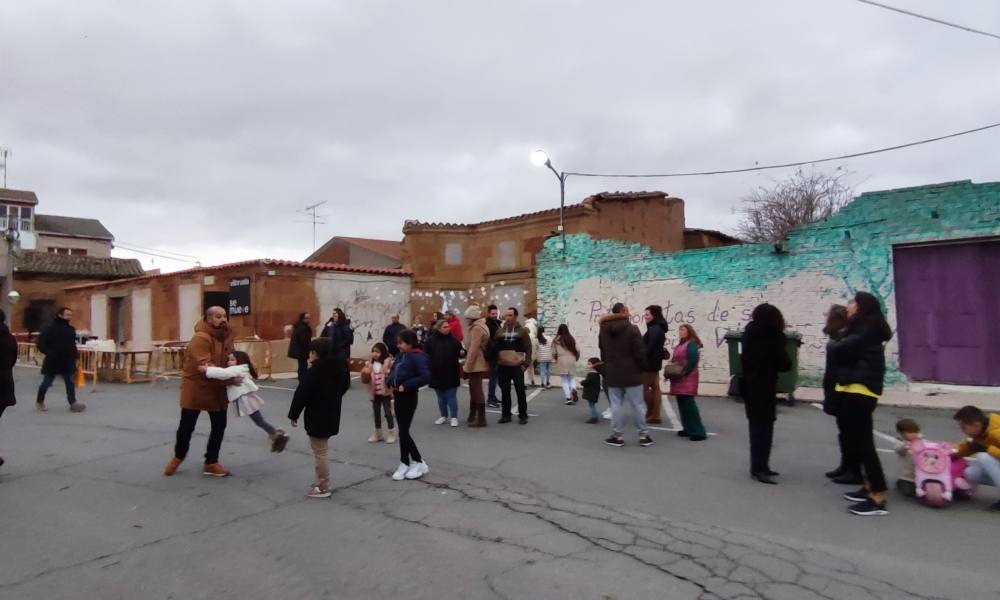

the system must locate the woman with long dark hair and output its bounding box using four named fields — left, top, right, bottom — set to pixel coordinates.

left=829, top=291, right=893, bottom=516
left=741, top=303, right=792, bottom=485
left=553, top=324, right=581, bottom=405
left=642, top=305, right=669, bottom=424
left=388, top=329, right=431, bottom=481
